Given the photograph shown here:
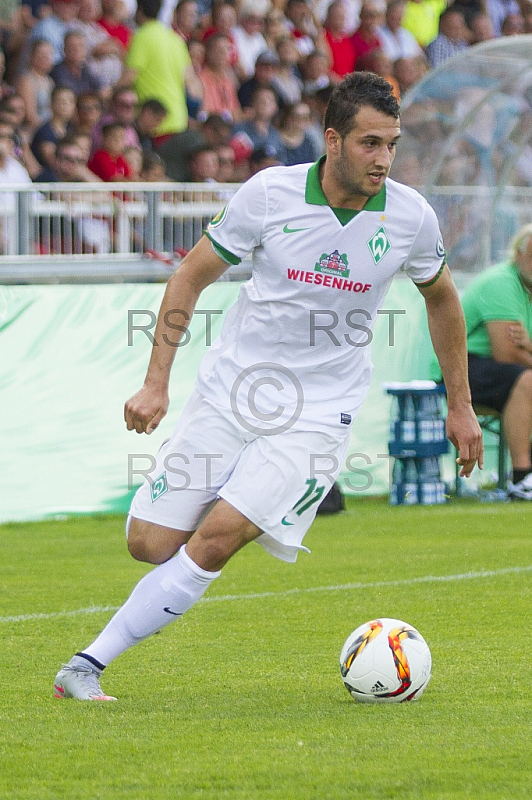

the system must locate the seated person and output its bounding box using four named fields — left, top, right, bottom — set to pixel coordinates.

left=88, top=121, right=131, bottom=180
left=432, top=224, right=532, bottom=499
left=31, top=85, right=75, bottom=167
